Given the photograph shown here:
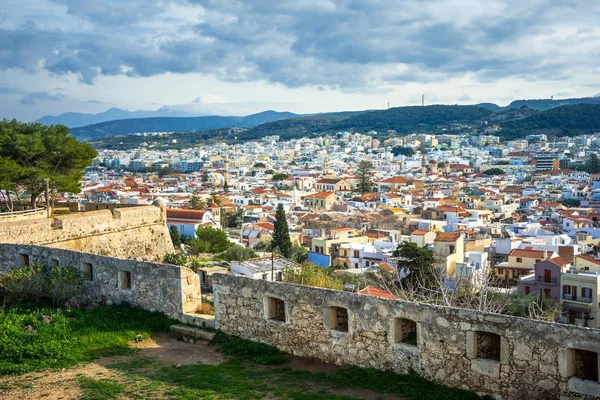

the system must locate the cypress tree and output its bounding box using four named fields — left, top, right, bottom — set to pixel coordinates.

left=272, top=203, right=292, bottom=258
